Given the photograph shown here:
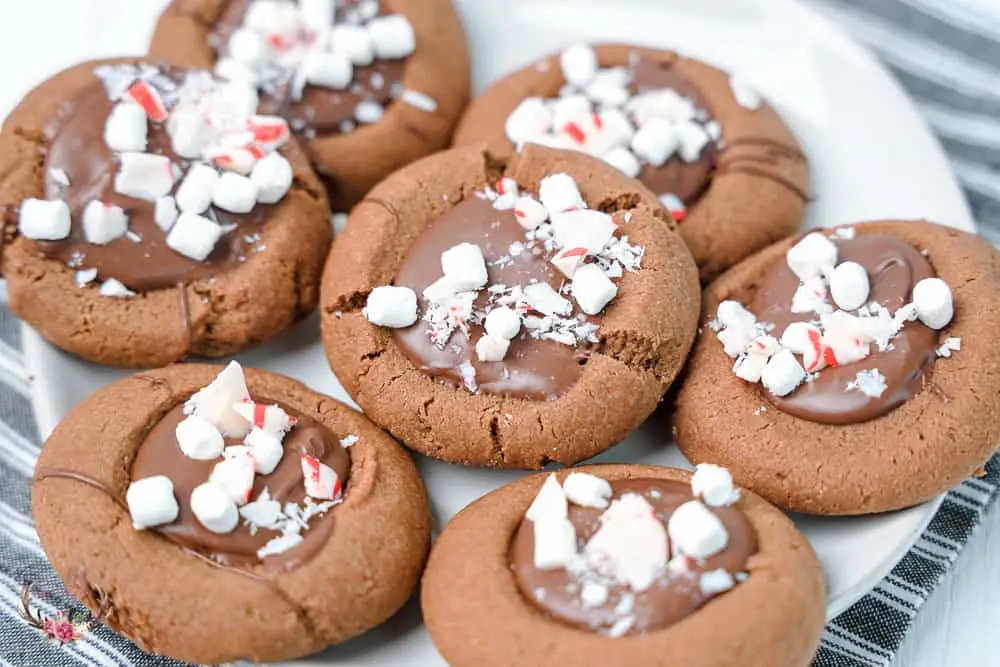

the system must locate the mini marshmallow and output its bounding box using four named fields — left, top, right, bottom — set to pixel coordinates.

left=126, top=475, right=179, bottom=530
left=717, top=326, right=754, bottom=358
left=228, top=27, right=267, bottom=66
left=81, top=201, right=129, bottom=245
left=364, top=285, right=418, bottom=328
left=299, top=0, right=336, bottom=31
left=233, top=402, right=296, bottom=435
left=330, top=24, right=374, bottom=66
left=114, top=152, right=176, bottom=201
left=367, top=14, right=416, bottom=59
left=700, top=569, right=736, bottom=596
left=154, top=196, right=179, bottom=232
left=18, top=199, right=71, bottom=241
left=560, top=44, right=598, bottom=87
left=572, top=264, right=618, bottom=315
left=562, top=472, right=612, bottom=509
left=188, top=361, right=252, bottom=438
left=441, top=242, right=488, bottom=291
left=245, top=0, right=301, bottom=35
left=585, top=68, right=630, bottom=107
left=104, top=103, right=148, bottom=152
left=484, top=306, right=521, bottom=340
left=780, top=321, right=820, bottom=355
left=912, top=277, right=954, bottom=330
left=190, top=482, right=240, bottom=534
left=538, top=173, right=585, bottom=215
left=733, top=352, right=767, bottom=383
left=830, top=261, right=870, bottom=311
left=691, top=464, right=740, bottom=507
left=668, top=500, right=728, bottom=560
left=526, top=474, right=568, bottom=522
left=748, top=335, right=780, bottom=357
left=213, top=172, right=258, bottom=214
left=251, top=153, right=293, bottom=204
left=674, top=121, right=711, bottom=162
left=218, top=82, right=260, bottom=121
left=597, top=108, right=635, bottom=145
left=422, top=277, right=458, bottom=304
left=512, top=196, right=548, bottom=230
left=354, top=100, right=385, bottom=124
left=99, top=279, right=135, bottom=298
left=716, top=301, right=756, bottom=331
left=549, top=209, right=616, bottom=253
left=302, top=51, right=353, bottom=90
left=523, top=282, right=572, bottom=316
left=301, top=454, right=341, bottom=500
left=791, top=276, right=829, bottom=314
left=533, top=516, right=578, bottom=570
left=475, top=333, right=510, bottom=362
left=175, top=414, right=225, bottom=460
left=628, top=88, right=696, bottom=125
left=631, top=118, right=679, bottom=167
left=786, top=233, right=838, bottom=281
left=602, top=147, right=641, bottom=178
left=166, top=212, right=225, bottom=261
left=505, top=97, right=553, bottom=145
left=210, top=452, right=256, bottom=505
left=167, top=106, right=209, bottom=160
left=729, top=75, right=762, bottom=110
left=580, top=582, right=609, bottom=608
left=550, top=247, right=588, bottom=278
left=761, top=349, right=806, bottom=397
left=214, top=57, right=261, bottom=87
left=244, top=427, right=284, bottom=475
left=176, top=164, right=220, bottom=214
